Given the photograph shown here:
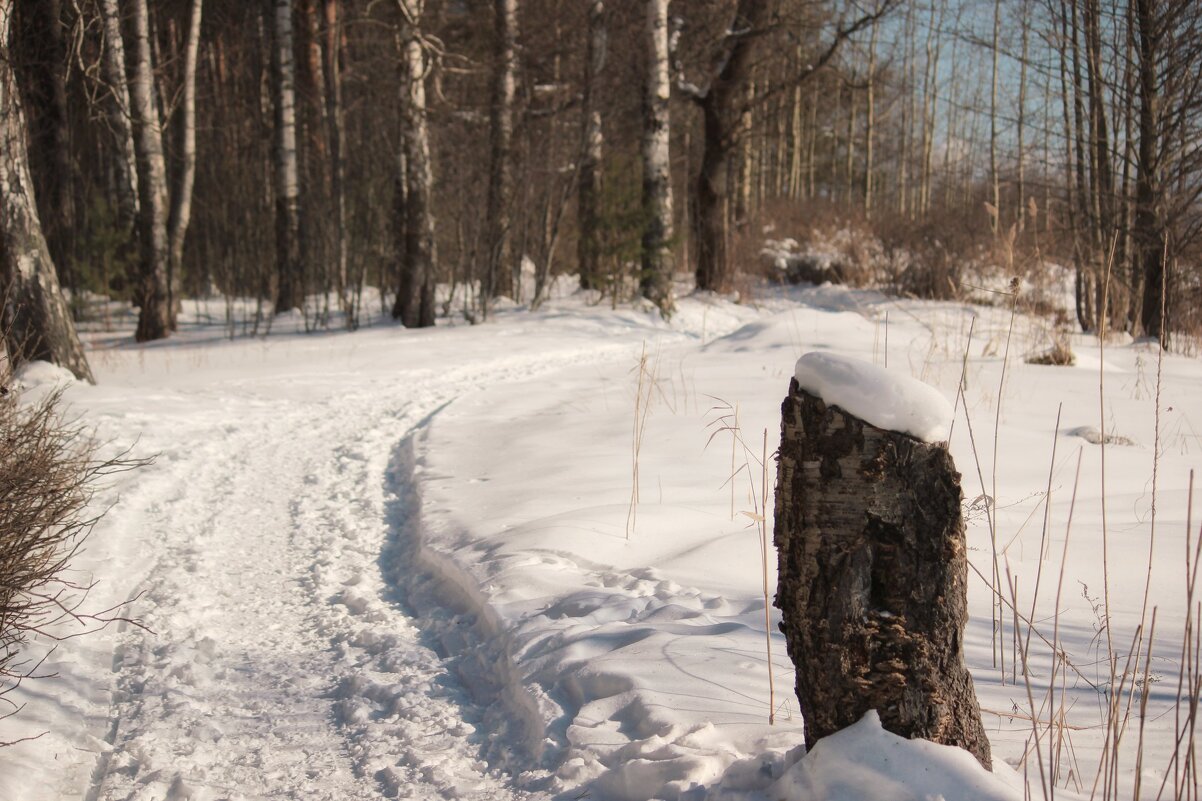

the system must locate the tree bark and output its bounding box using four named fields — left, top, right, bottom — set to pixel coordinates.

left=392, top=0, right=436, bottom=329
left=640, top=0, right=673, bottom=313
left=774, top=380, right=990, bottom=768
left=693, top=0, right=770, bottom=293
left=271, top=0, right=303, bottom=314
left=0, top=0, right=92, bottom=381
left=484, top=0, right=517, bottom=307
left=323, top=0, right=349, bottom=312
left=167, top=0, right=204, bottom=326
left=14, top=0, right=75, bottom=285
left=98, top=0, right=139, bottom=233
left=1135, top=0, right=1165, bottom=340
left=129, top=0, right=171, bottom=342
left=577, top=0, right=604, bottom=293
